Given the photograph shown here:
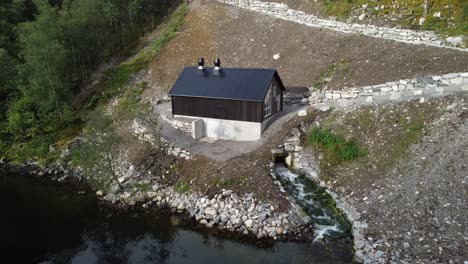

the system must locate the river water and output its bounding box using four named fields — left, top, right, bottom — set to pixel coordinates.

left=0, top=173, right=353, bottom=264
left=273, top=164, right=351, bottom=240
